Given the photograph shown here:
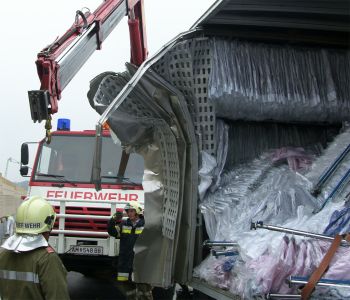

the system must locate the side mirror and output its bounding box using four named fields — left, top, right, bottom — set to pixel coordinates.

left=20, top=166, right=29, bottom=176
left=21, top=143, right=29, bottom=165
